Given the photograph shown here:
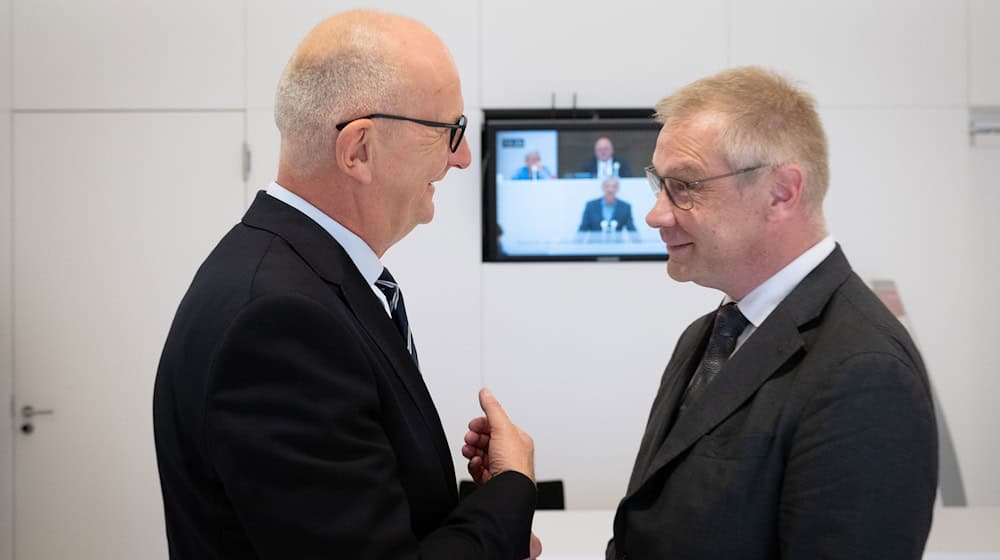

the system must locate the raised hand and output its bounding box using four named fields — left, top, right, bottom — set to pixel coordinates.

left=462, top=388, right=534, bottom=485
